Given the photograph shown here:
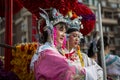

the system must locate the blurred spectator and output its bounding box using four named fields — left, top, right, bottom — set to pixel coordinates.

left=80, top=38, right=88, bottom=54
left=87, top=42, right=98, bottom=62
left=97, top=36, right=120, bottom=80
left=87, top=31, right=100, bottom=62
